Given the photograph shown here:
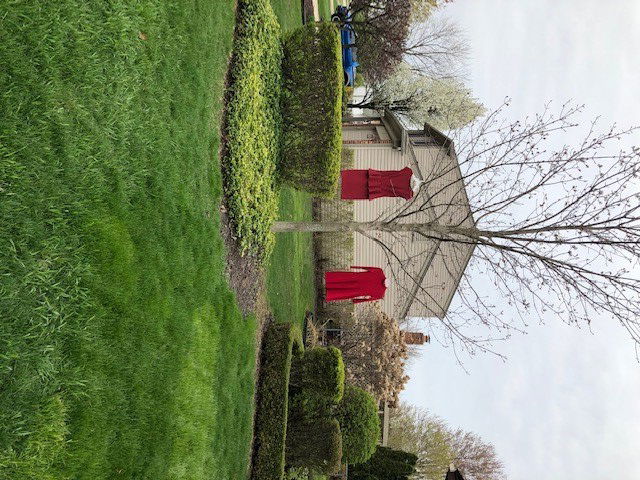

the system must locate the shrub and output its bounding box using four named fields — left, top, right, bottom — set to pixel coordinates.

left=290, top=346, right=345, bottom=410
left=224, top=0, right=282, bottom=256
left=280, top=22, right=342, bottom=196
left=285, top=418, right=343, bottom=474
left=337, top=385, right=381, bottom=465
left=251, top=323, right=295, bottom=480
left=350, top=446, right=418, bottom=480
